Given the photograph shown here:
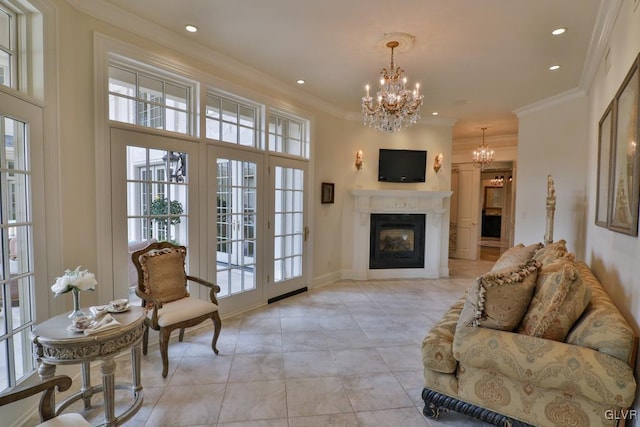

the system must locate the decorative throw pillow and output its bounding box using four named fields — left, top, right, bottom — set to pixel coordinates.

left=457, top=259, right=540, bottom=331
left=139, top=247, right=189, bottom=305
left=532, top=239, right=568, bottom=265
left=491, top=242, right=543, bottom=272
left=517, top=255, right=586, bottom=340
